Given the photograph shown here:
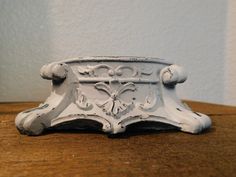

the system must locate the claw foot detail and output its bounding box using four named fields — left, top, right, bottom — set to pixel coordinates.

left=160, top=65, right=212, bottom=134
left=15, top=112, right=46, bottom=135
